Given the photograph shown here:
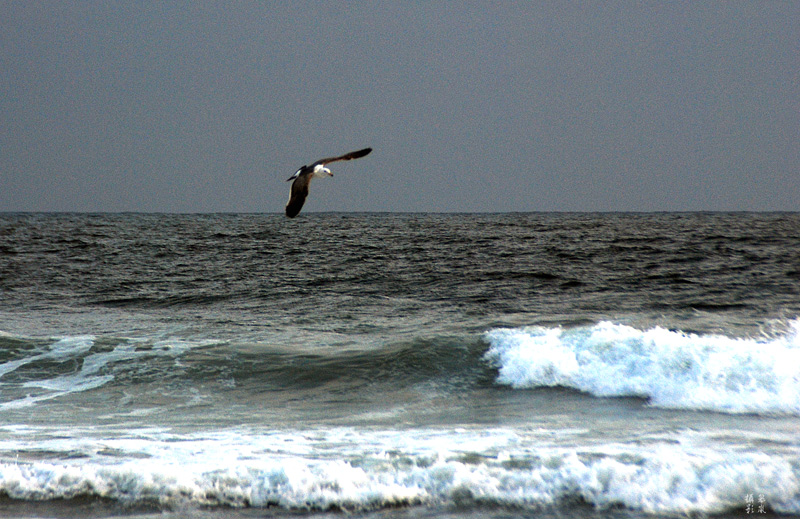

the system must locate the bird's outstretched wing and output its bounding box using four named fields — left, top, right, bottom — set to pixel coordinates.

left=285, top=174, right=311, bottom=218
left=313, top=147, right=372, bottom=166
